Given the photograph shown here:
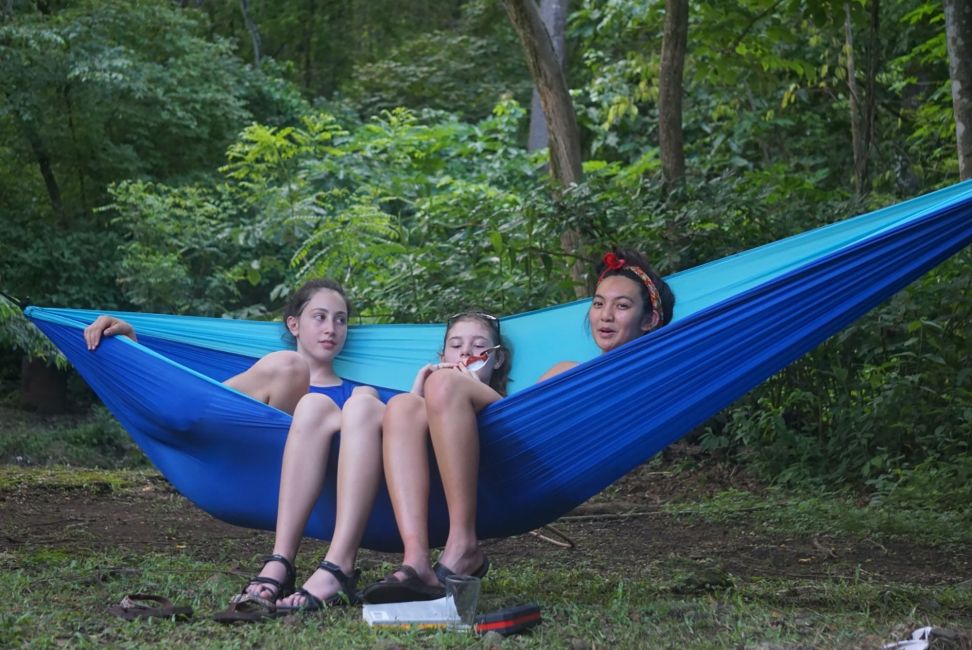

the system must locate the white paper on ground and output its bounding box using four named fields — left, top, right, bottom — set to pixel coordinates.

left=882, top=626, right=933, bottom=650
left=363, top=596, right=460, bottom=626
